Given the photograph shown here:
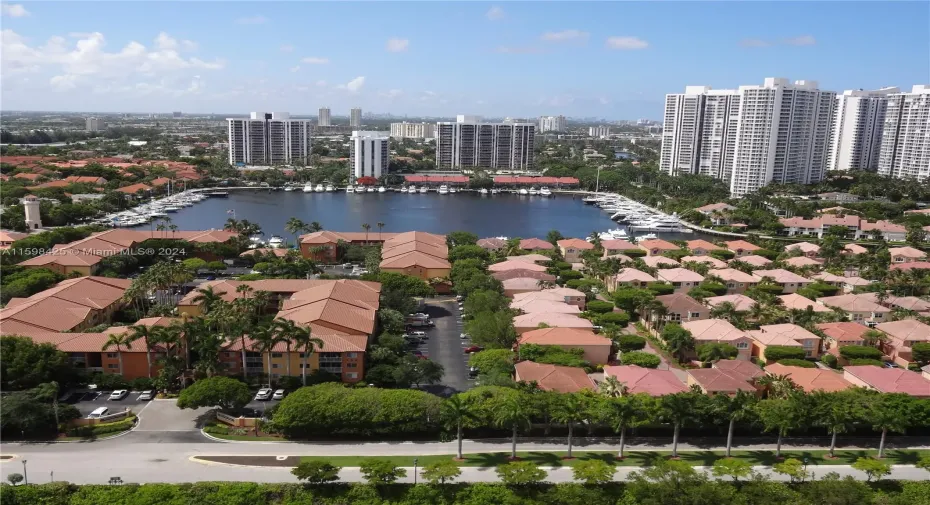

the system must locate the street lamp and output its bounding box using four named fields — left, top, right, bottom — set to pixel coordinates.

left=22, top=460, right=27, bottom=485
left=413, top=458, right=418, bottom=485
